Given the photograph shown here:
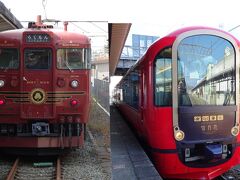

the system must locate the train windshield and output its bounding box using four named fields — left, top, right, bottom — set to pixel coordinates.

left=0, top=48, right=19, bottom=70
left=177, top=35, right=235, bottom=106
left=24, top=48, right=52, bottom=70
left=57, top=48, right=91, bottom=70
